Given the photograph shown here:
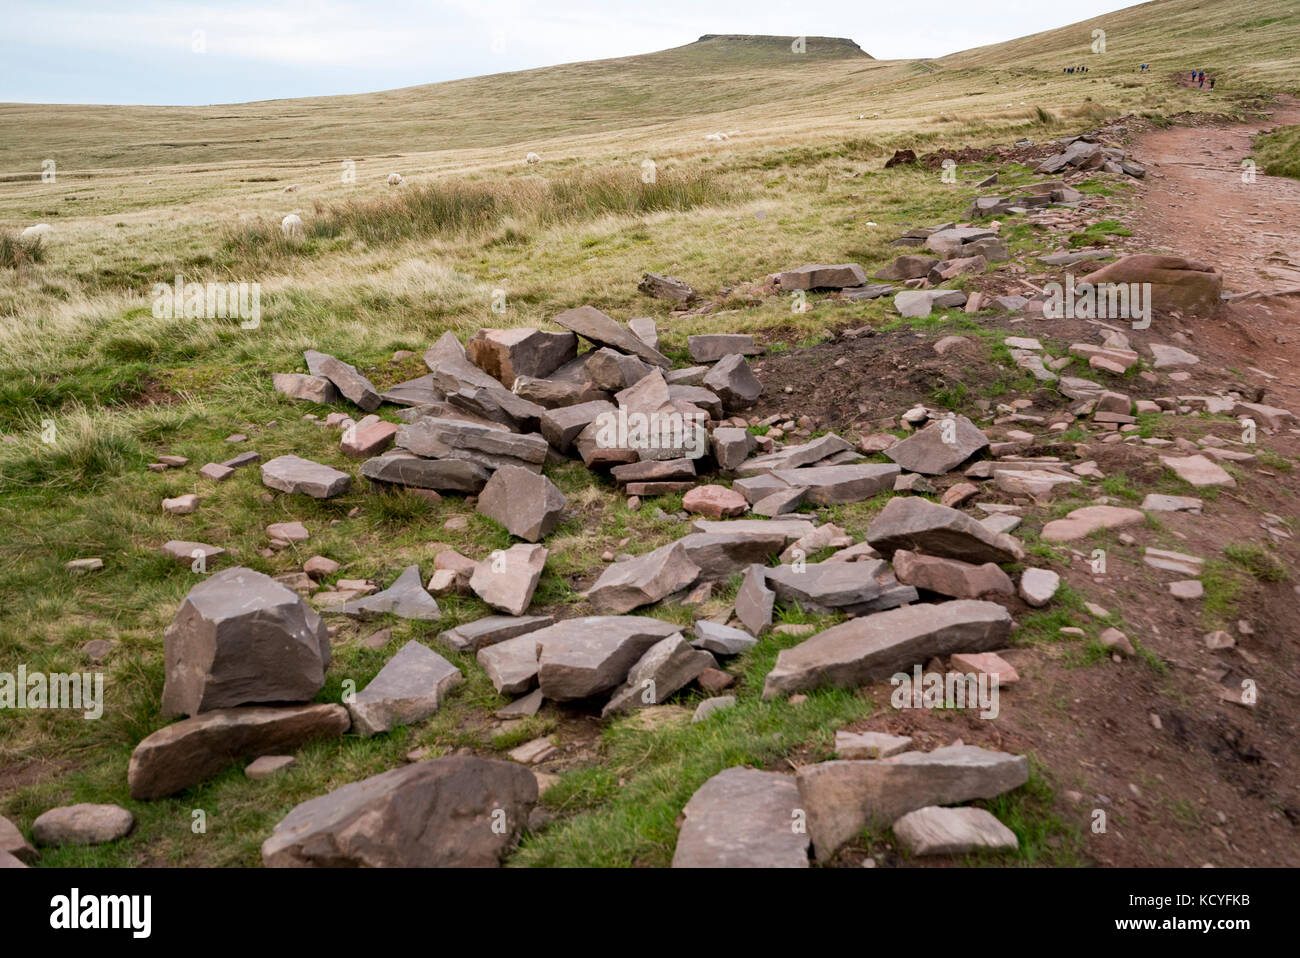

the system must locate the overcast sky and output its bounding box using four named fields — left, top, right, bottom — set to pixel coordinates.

left=3, top=0, right=1145, bottom=105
